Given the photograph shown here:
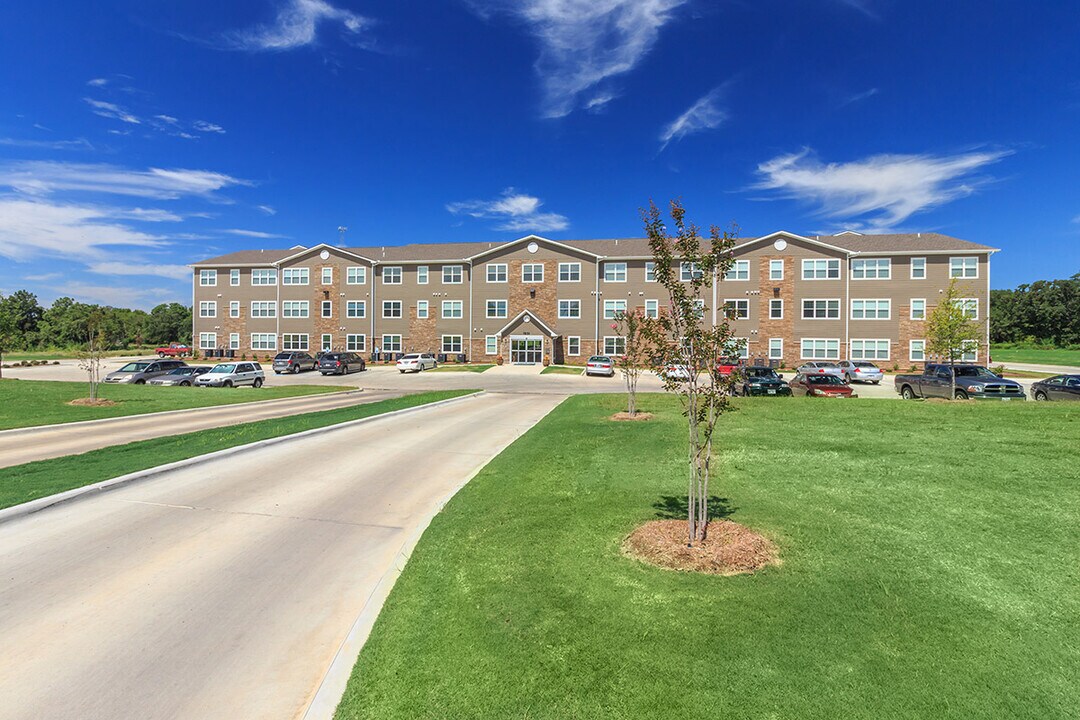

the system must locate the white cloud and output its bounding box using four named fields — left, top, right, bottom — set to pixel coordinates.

left=257, top=204, right=277, bottom=216
left=0, top=161, right=250, bottom=200
left=193, top=120, right=226, bottom=134
left=223, top=228, right=288, bottom=239
left=0, top=137, right=94, bottom=151
left=0, top=198, right=167, bottom=262
left=839, top=87, right=879, bottom=107
left=154, top=114, right=180, bottom=125
left=86, top=78, right=109, bottom=87
left=110, top=207, right=185, bottom=222
left=226, top=0, right=371, bottom=51
left=754, top=148, right=1011, bottom=231
left=86, top=262, right=192, bottom=282
left=447, top=188, right=569, bottom=232
left=84, top=98, right=141, bottom=125
left=659, top=87, right=727, bottom=150
left=23, top=273, right=63, bottom=282
left=470, top=0, right=687, bottom=118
